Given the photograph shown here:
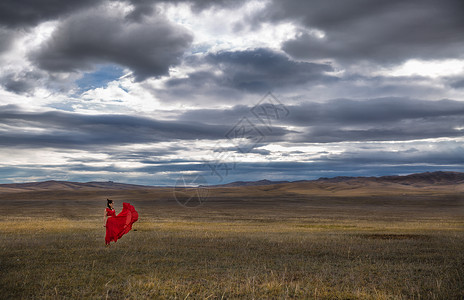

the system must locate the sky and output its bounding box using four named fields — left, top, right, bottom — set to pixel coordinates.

left=1, top=0, right=464, bottom=186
